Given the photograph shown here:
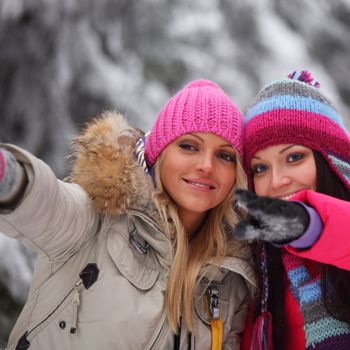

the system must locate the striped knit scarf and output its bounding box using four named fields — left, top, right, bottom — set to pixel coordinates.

left=282, top=252, right=350, bottom=349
